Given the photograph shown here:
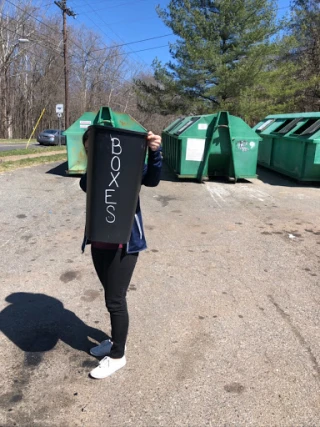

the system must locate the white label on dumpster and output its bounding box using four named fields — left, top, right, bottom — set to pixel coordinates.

left=80, top=121, right=92, bottom=129
left=198, top=123, right=208, bottom=130
left=186, top=138, right=205, bottom=161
